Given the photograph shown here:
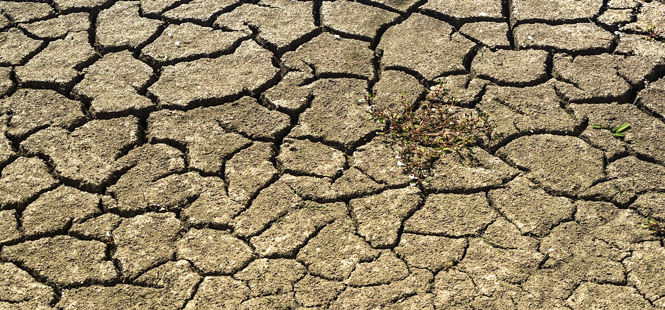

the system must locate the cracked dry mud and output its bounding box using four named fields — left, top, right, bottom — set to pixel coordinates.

left=1, top=0, right=665, bottom=309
